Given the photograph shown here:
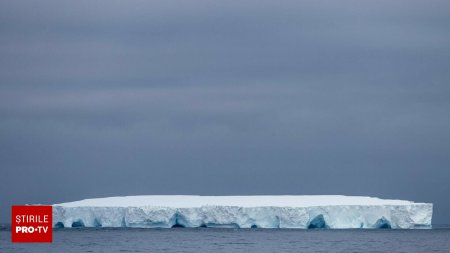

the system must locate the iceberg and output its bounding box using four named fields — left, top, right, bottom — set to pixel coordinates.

left=52, top=195, right=432, bottom=229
